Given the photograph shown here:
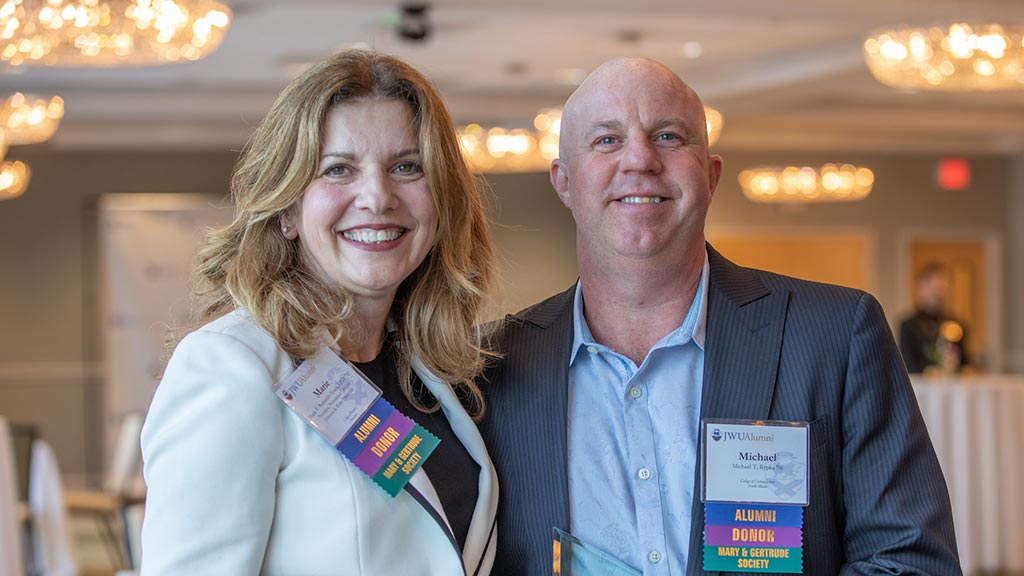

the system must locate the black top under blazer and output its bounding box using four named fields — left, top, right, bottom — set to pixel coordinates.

left=479, top=245, right=961, bottom=576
